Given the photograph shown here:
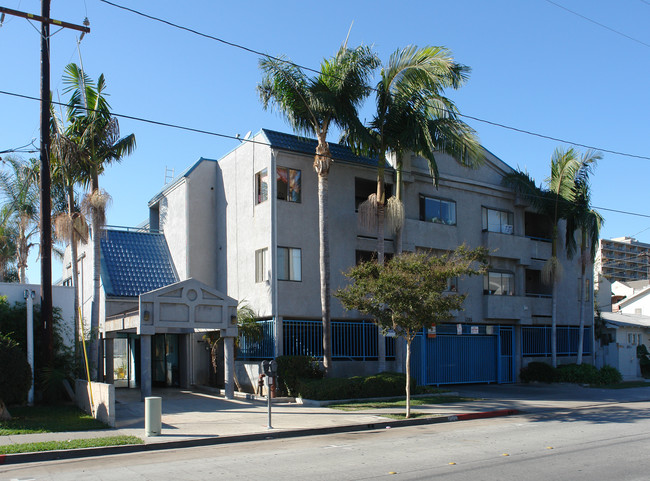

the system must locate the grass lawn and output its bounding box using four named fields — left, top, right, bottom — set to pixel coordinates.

left=0, top=436, right=143, bottom=455
left=0, top=404, right=108, bottom=435
left=594, top=381, right=650, bottom=389
left=328, top=395, right=474, bottom=411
